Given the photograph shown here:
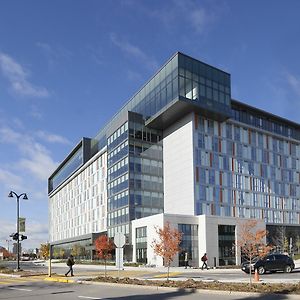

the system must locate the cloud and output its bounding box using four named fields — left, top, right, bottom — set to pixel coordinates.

left=36, top=42, right=72, bottom=69
left=110, top=33, right=159, bottom=71
left=286, top=73, right=300, bottom=97
left=0, top=219, right=49, bottom=249
left=36, top=130, right=71, bottom=145
left=0, top=125, right=58, bottom=181
left=0, top=52, right=49, bottom=98
left=0, top=168, right=23, bottom=191
left=148, top=0, right=224, bottom=34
